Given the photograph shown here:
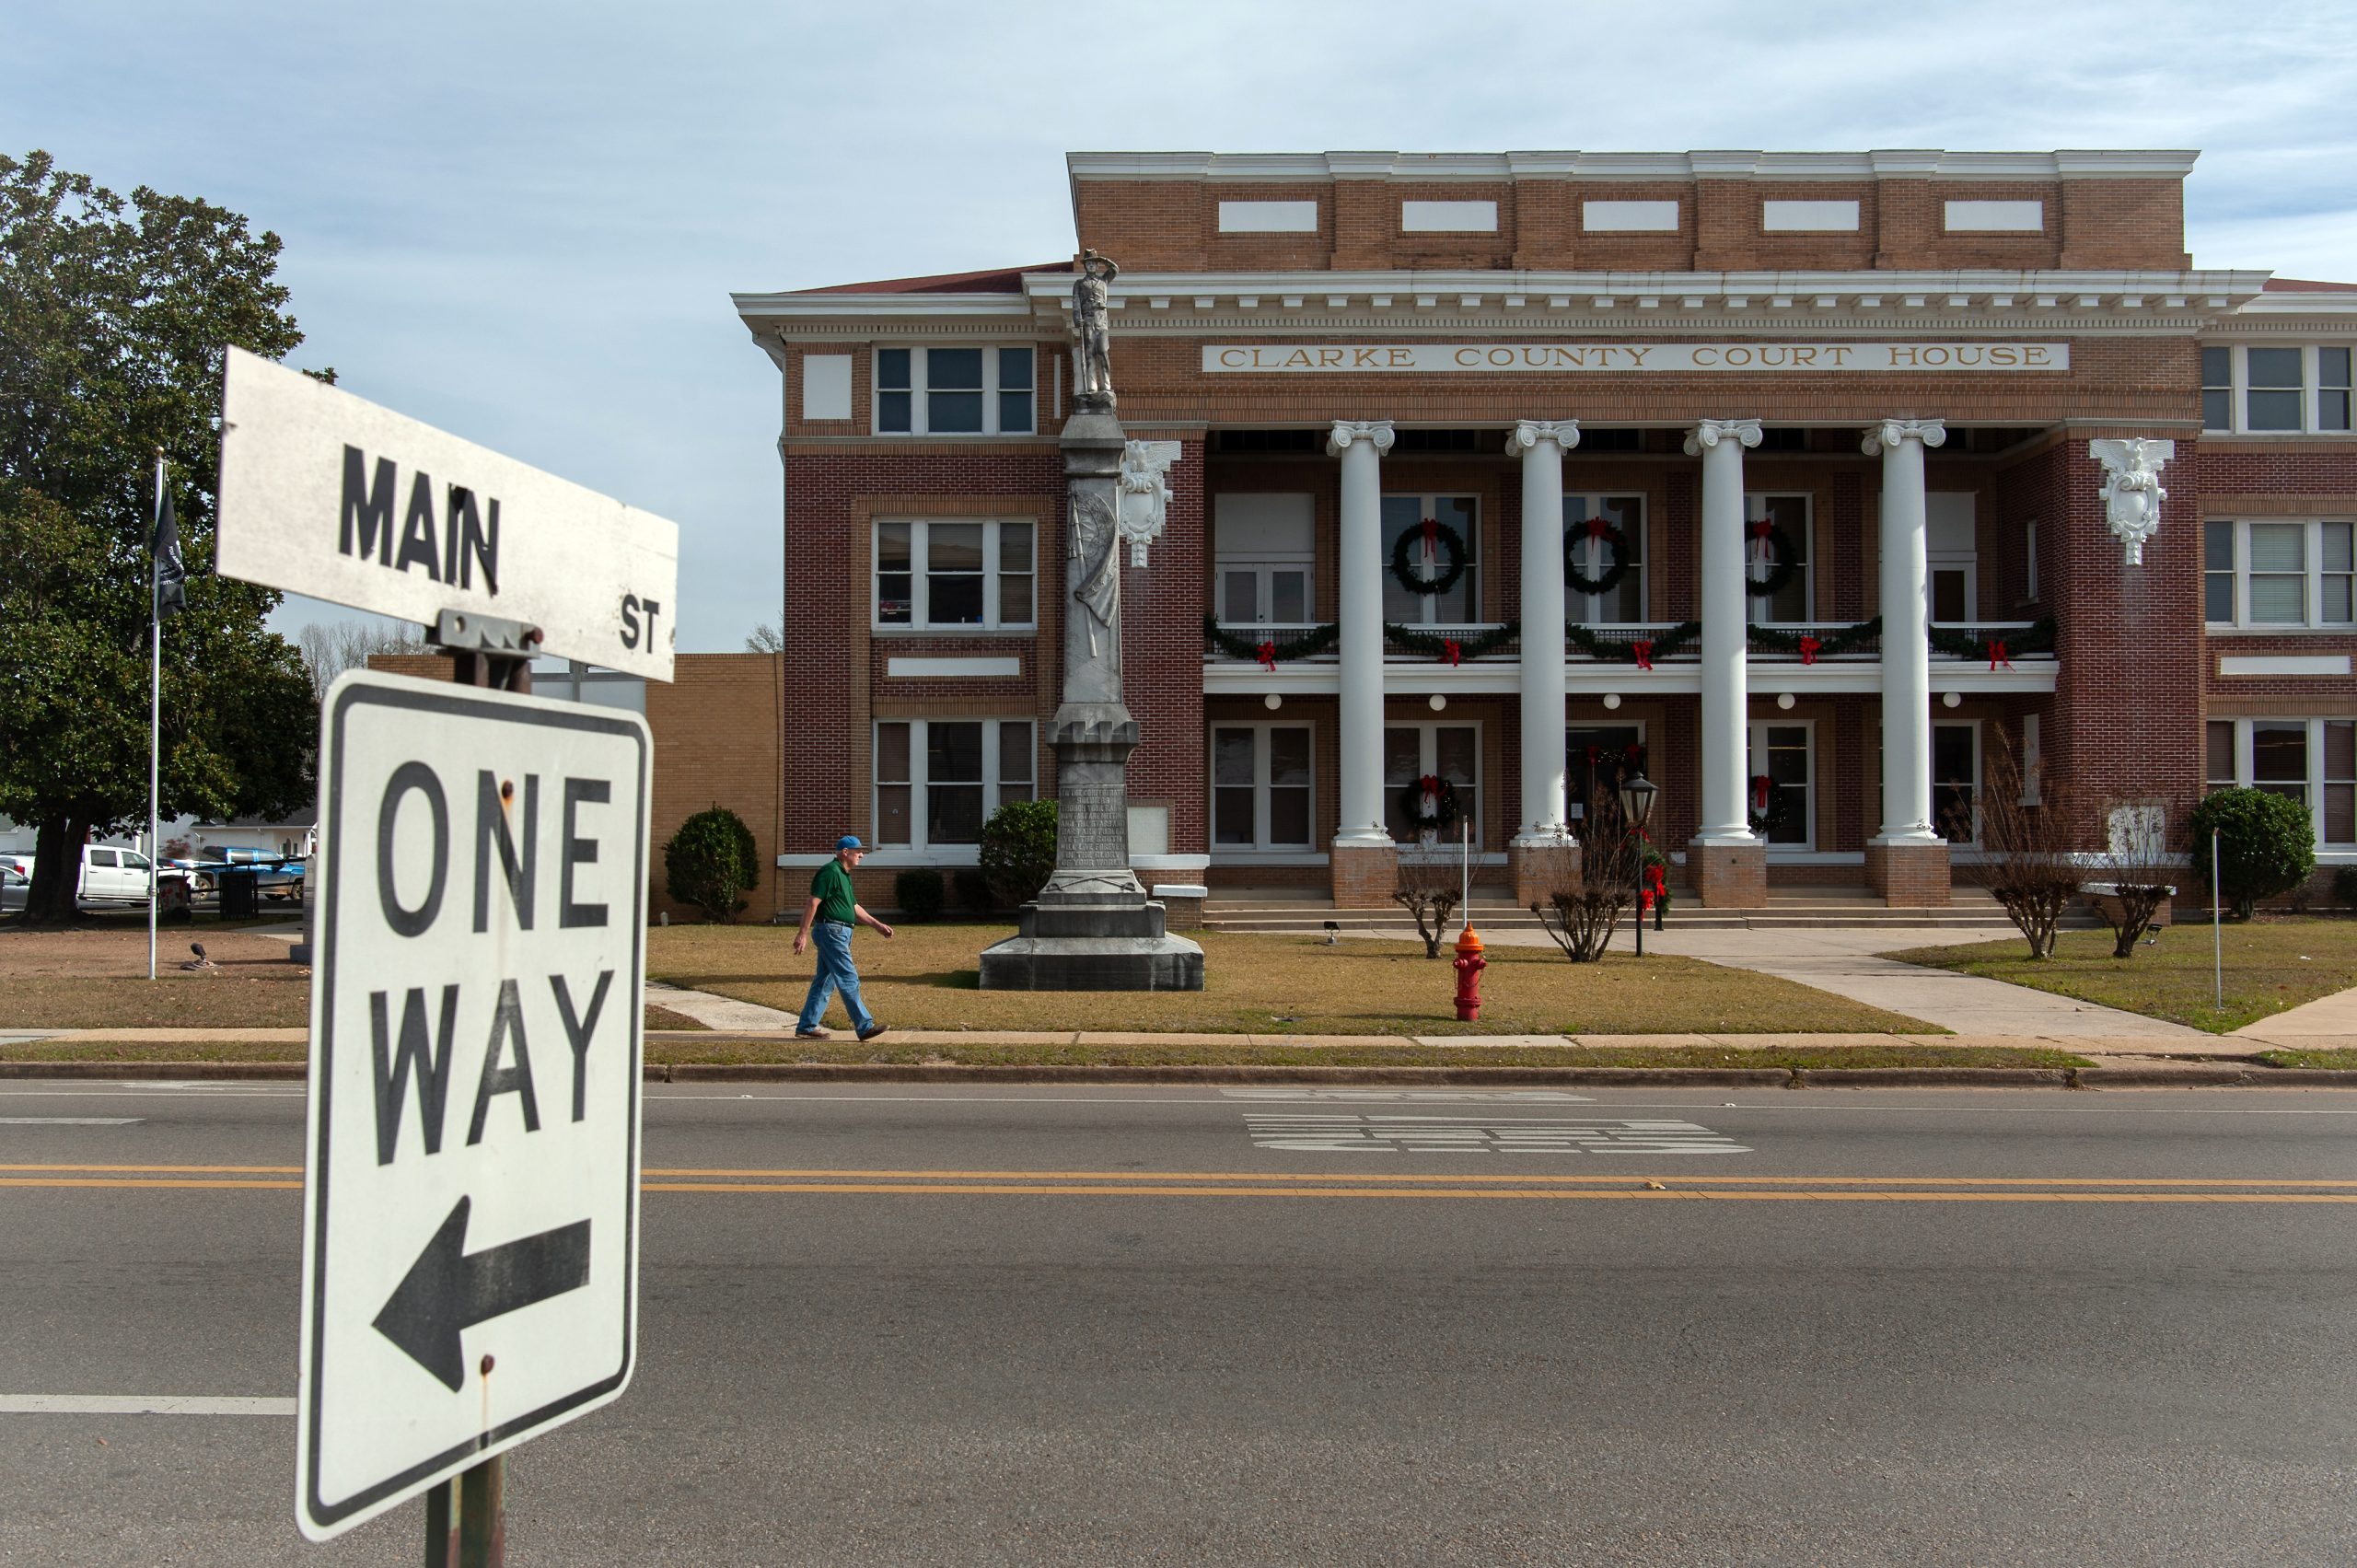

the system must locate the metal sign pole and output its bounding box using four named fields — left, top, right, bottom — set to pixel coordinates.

left=2212, top=828, right=2223, bottom=1012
